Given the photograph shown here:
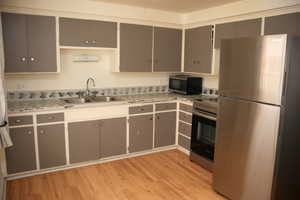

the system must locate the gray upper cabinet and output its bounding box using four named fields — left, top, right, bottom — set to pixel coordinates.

left=264, top=12, right=300, bottom=36
left=120, top=23, right=153, bottom=72
left=5, top=127, right=36, bottom=174
left=68, top=120, right=100, bottom=164
left=154, top=112, right=176, bottom=148
left=1, top=13, right=27, bottom=73
left=59, top=18, right=117, bottom=48
left=2, top=13, right=57, bottom=73
left=215, top=18, right=262, bottom=48
left=184, top=25, right=213, bottom=74
left=153, top=27, right=182, bottom=72
left=129, top=114, right=153, bottom=153
left=100, top=118, right=127, bottom=158
left=37, top=124, right=66, bottom=169
left=26, top=15, right=57, bottom=72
